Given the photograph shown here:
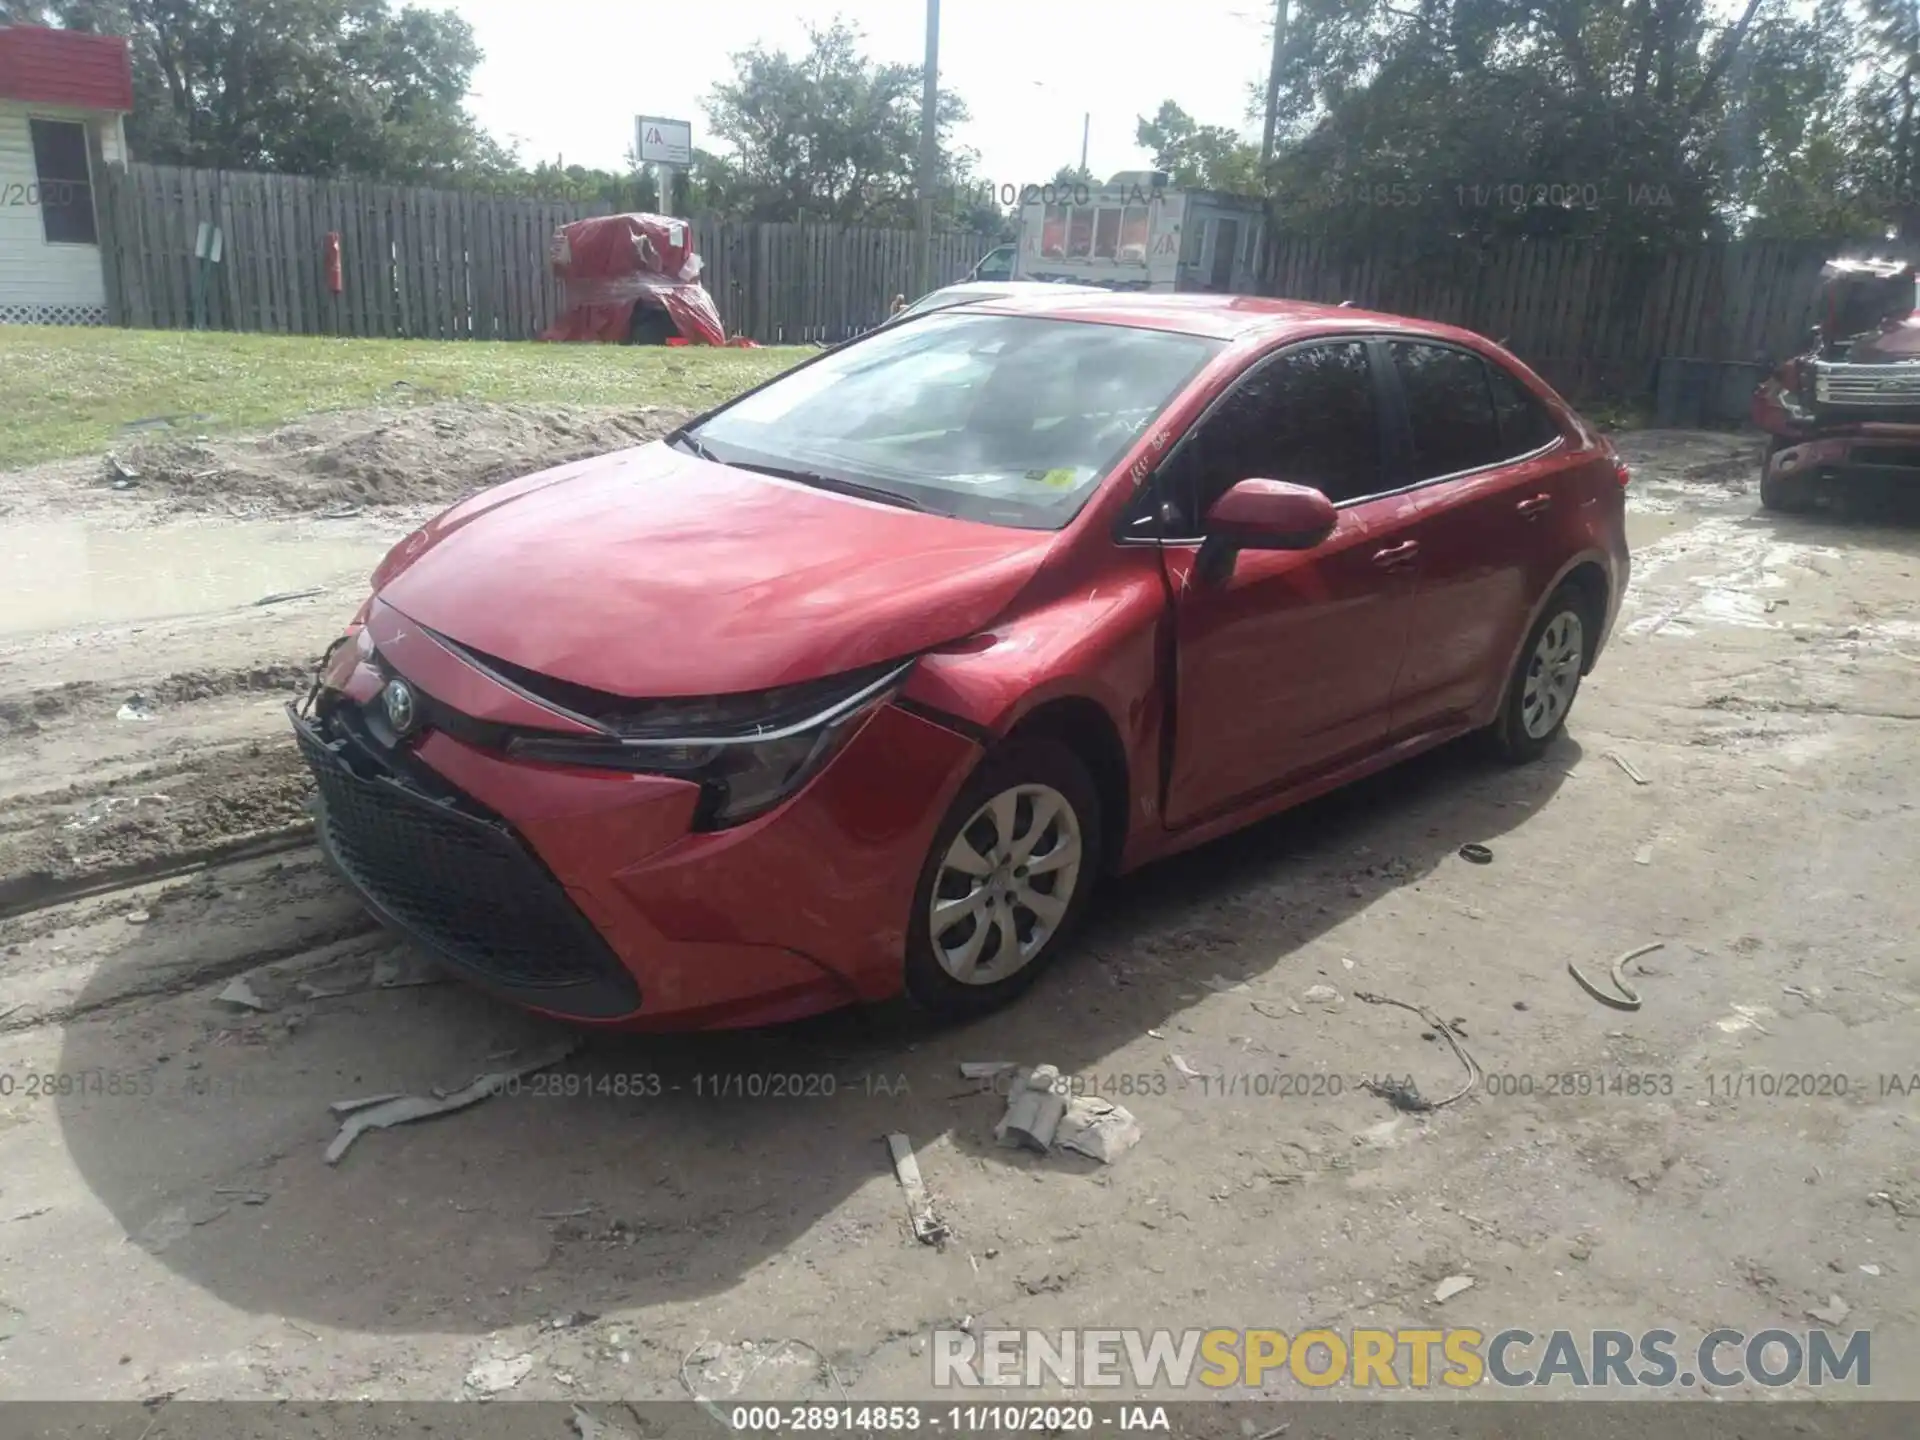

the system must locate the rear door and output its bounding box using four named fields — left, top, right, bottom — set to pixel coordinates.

left=1381, top=340, right=1578, bottom=737
left=1153, top=339, right=1420, bottom=828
